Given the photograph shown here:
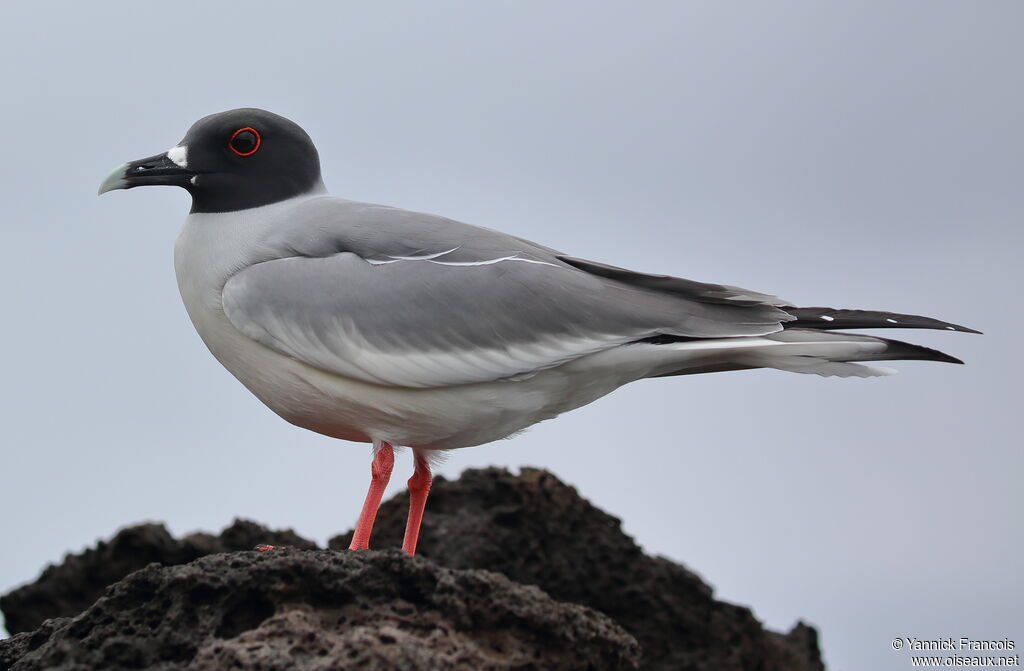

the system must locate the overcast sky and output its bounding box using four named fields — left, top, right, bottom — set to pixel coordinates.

left=1, top=2, right=1021, bottom=669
